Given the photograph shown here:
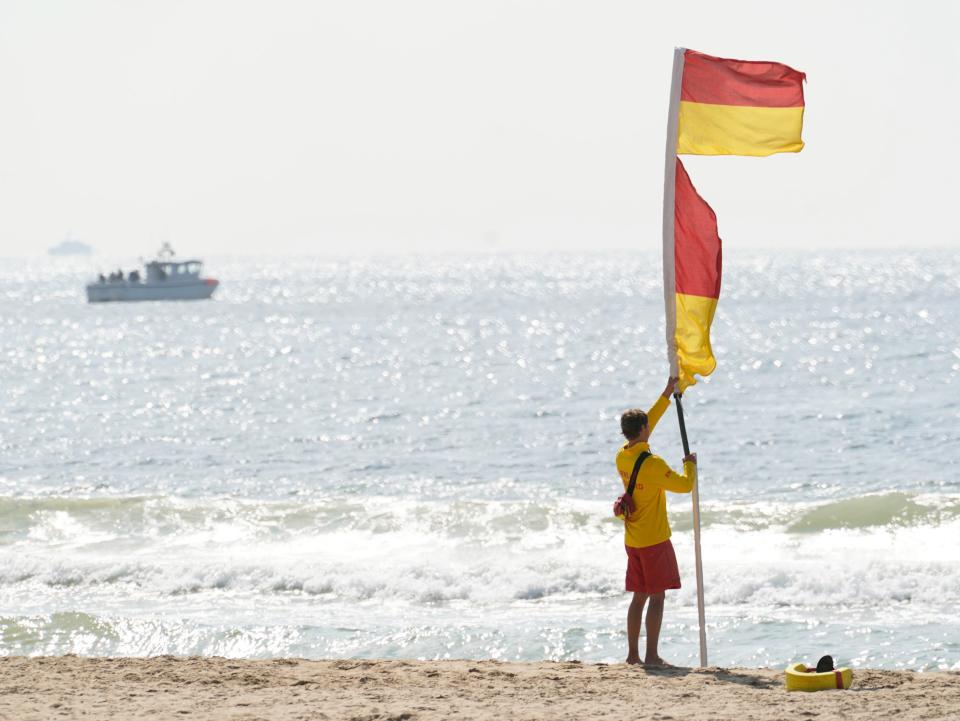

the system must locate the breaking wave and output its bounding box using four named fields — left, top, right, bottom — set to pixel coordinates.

left=2, top=491, right=958, bottom=543
left=1, top=492, right=958, bottom=610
